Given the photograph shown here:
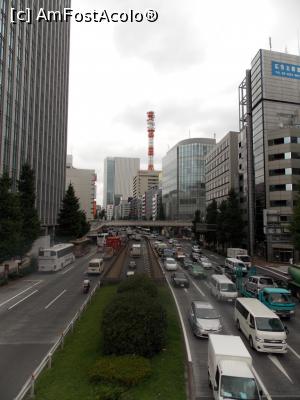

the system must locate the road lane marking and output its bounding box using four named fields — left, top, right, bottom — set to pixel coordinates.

left=0, top=281, right=41, bottom=308
left=203, top=281, right=210, bottom=289
left=191, top=280, right=206, bottom=297
left=61, top=266, right=74, bottom=275
left=166, top=278, right=192, bottom=362
left=183, top=288, right=188, bottom=293
left=288, top=344, right=300, bottom=360
left=7, top=290, right=38, bottom=310
left=45, top=289, right=67, bottom=310
left=252, top=367, right=272, bottom=400
left=268, top=355, right=293, bottom=383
